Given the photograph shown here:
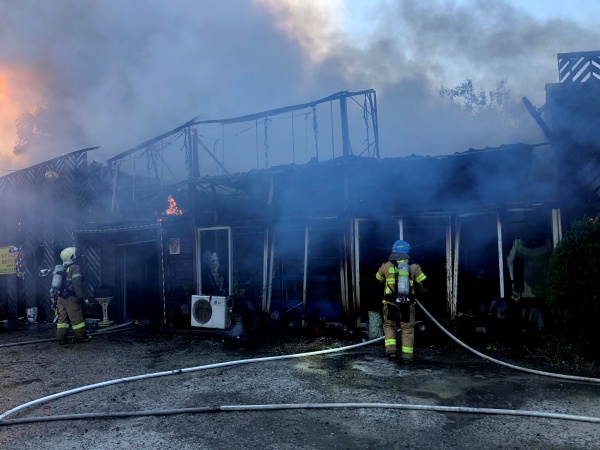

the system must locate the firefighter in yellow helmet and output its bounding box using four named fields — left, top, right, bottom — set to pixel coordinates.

left=56, top=247, right=92, bottom=344
left=376, top=240, right=427, bottom=363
